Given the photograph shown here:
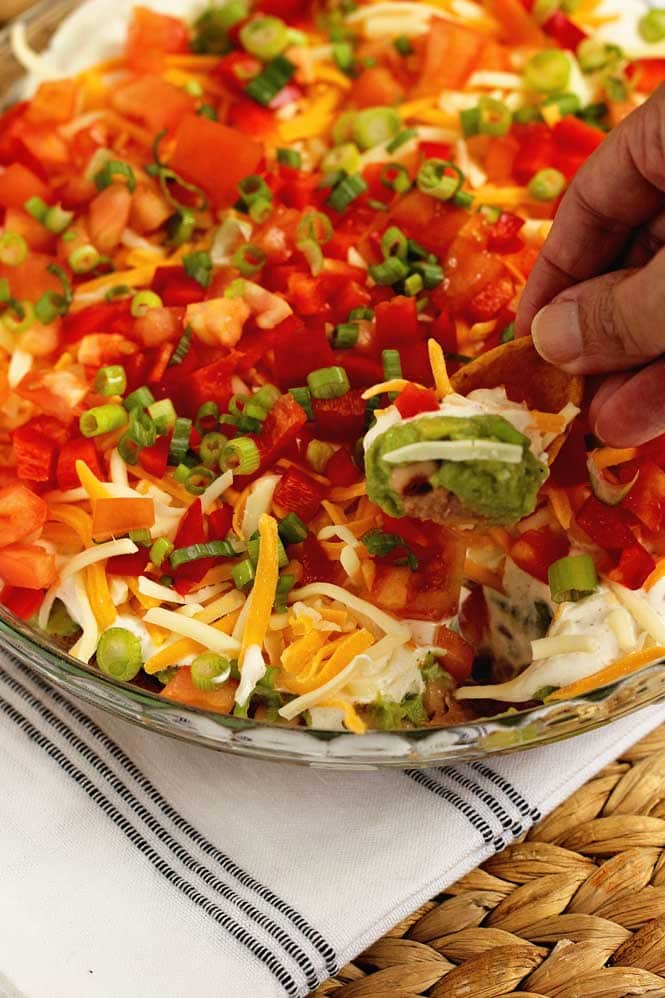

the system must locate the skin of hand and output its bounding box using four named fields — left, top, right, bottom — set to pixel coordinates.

left=515, top=83, right=665, bottom=447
